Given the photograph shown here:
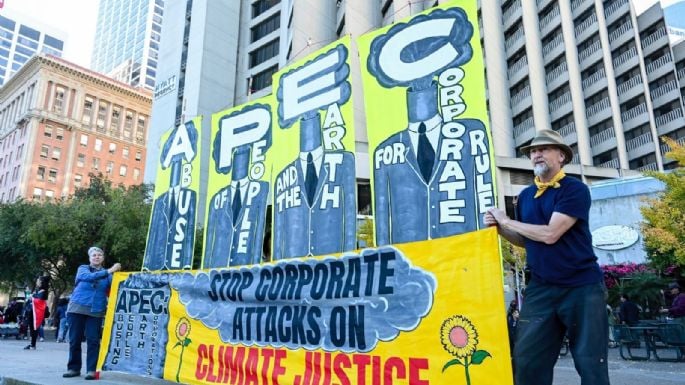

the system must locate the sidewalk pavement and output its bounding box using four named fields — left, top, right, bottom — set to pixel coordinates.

left=1, top=337, right=684, bottom=384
